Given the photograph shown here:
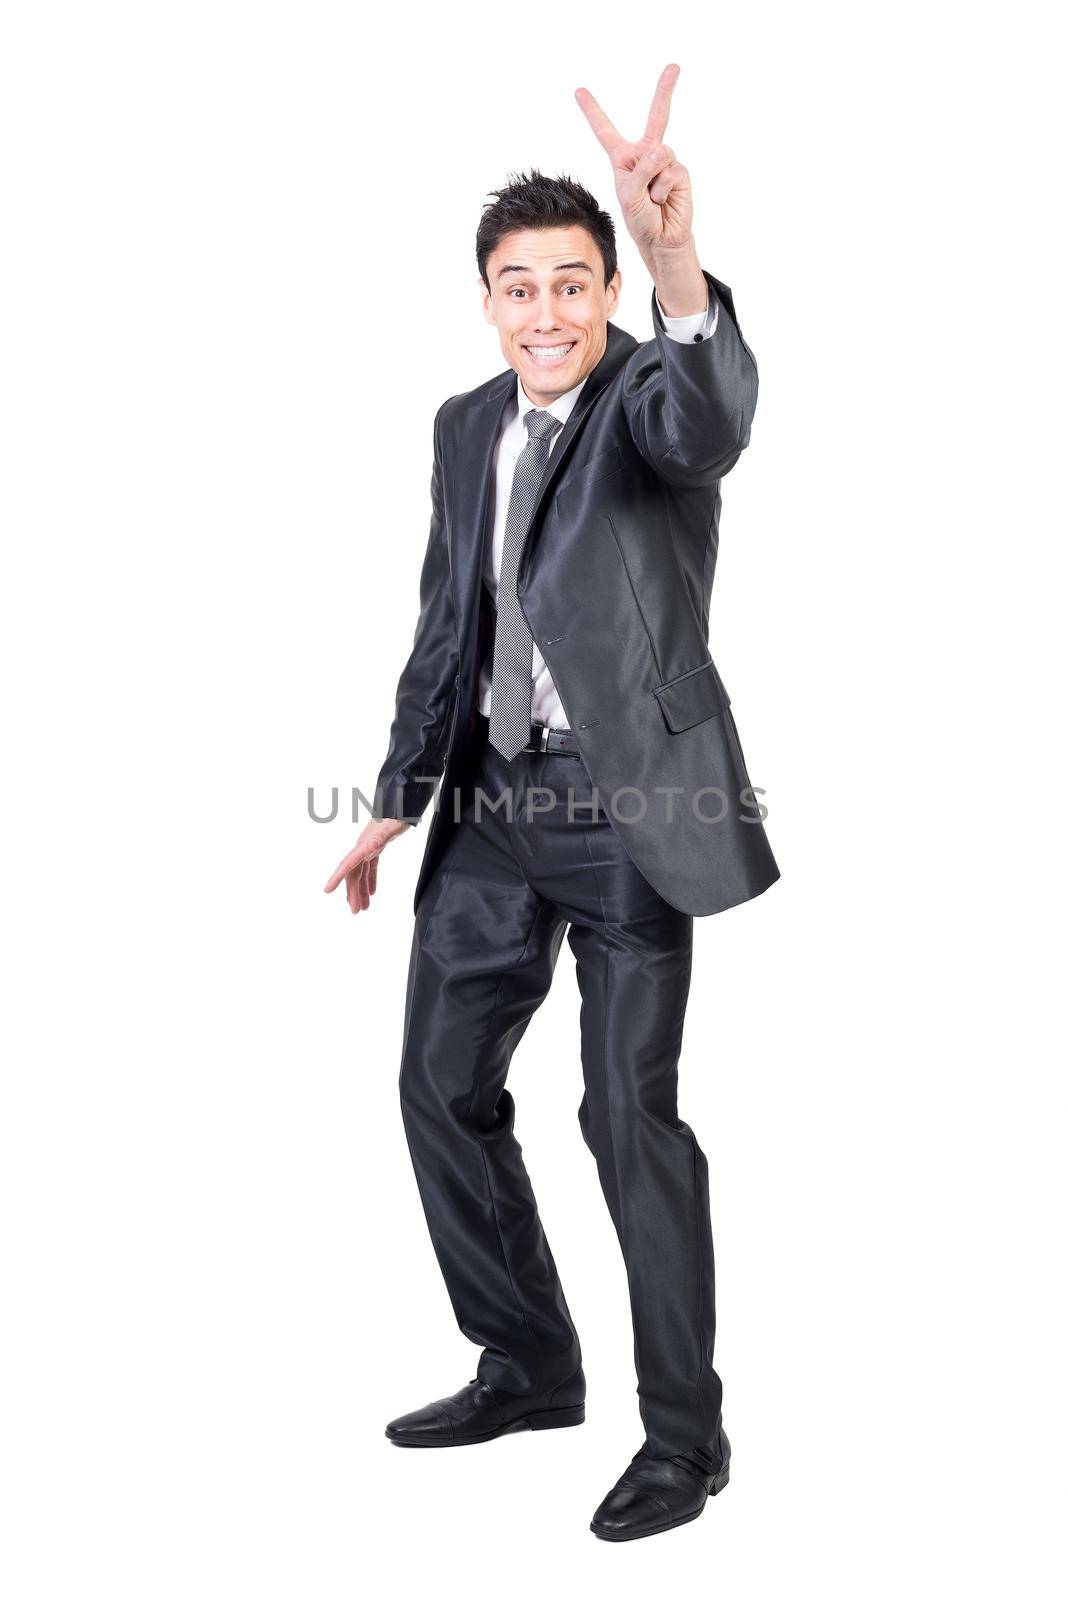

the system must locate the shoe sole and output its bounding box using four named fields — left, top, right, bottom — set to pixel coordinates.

left=386, top=1402, right=585, bottom=1447
left=590, top=1465, right=730, bottom=1541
